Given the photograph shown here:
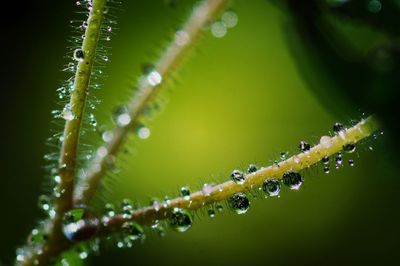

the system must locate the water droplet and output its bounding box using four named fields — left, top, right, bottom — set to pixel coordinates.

left=122, top=222, right=144, bottom=241
left=367, top=0, right=382, bottom=13
left=343, top=143, right=356, bottom=153
left=247, top=164, right=258, bottom=173
left=282, top=171, right=303, bottom=190
left=38, top=195, right=51, bottom=212
left=322, top=156, right=330, bottom=165
left=211, top=21, right=227, bottom=38
left=62, top=104, right=75, bottom=121
left=89, top=113, right=97, bottom=128
left=299, top=141, right=310, bottom=152
left=180, top=186, right=191, bottom=200
left=105, top=203, right=115, bottom=217
left=62, top=207, right=99, bottom=242
left=113, top=106, right=131, bottom=127
left=324, top=166, right=330, bottom=174
left=207, top=209, right=216, bottom=218
left=136, top=126, right=150, bottom=139
left=216, top=203, right=224, bottom=212
left=348, top=159, right=354, bottom=167
left=280, top=152, right=288, bottom=160
left=333, top=122, right=344, bottom=133
left=121, top=199, right=133, bottom=219
left=102, top=130, right=114, bottom=143
left=228, top=193, right=250, bottom=214
left=262, top=179, right=281, bottom=197
left=169, top=208, right=192, bottom=232
left=146, top=70, right=162, bottom=86
left=221, top=10, right=238, bottom=28
left=73, top=49, right=84, bottom=62
left=335, top=152, right=343, bottom=168
left=230, top=170, right=245, bottom=184
left=107, top=26, right=112, bottom=32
